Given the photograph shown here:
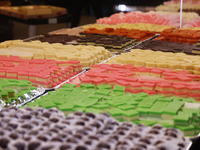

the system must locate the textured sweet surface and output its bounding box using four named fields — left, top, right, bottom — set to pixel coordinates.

left=83, top=23, right=175, bottom=32
left=0, top=40, right=112, bottom=68
left=154, top=28, right=200, bottom=44
left=23, top=84, right=200, bottom=136
left=96, top=11, right=200, bottom=28
left=0, top=107, right=189, bottom=150
left=0, top=56, right=81, bottom=88
left=107, top=49, right=200, bottom=75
